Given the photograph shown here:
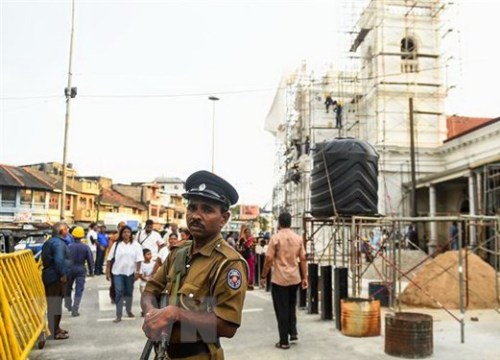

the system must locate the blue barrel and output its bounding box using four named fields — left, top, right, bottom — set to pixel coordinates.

left=369, top=282, right=389, bottom=307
